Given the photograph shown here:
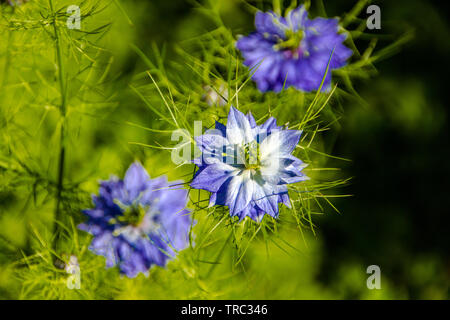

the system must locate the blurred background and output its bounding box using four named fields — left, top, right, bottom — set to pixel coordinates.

left=317, top=0, right=450, bottom=299
left=0, top=0, right=448, bottom=299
